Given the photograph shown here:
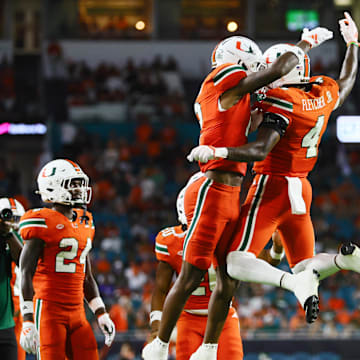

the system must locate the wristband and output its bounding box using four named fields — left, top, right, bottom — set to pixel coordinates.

left=88, top=296, right=105, bottom=314
left=20, top=301, right=34, bottom=316
left=214, top=147, right=228, bottom=159
left=270, top=246, right=285, bottom=261
left=149, top=310, right=162, bottom=325
left=347, top=41, right=359, bottom=47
